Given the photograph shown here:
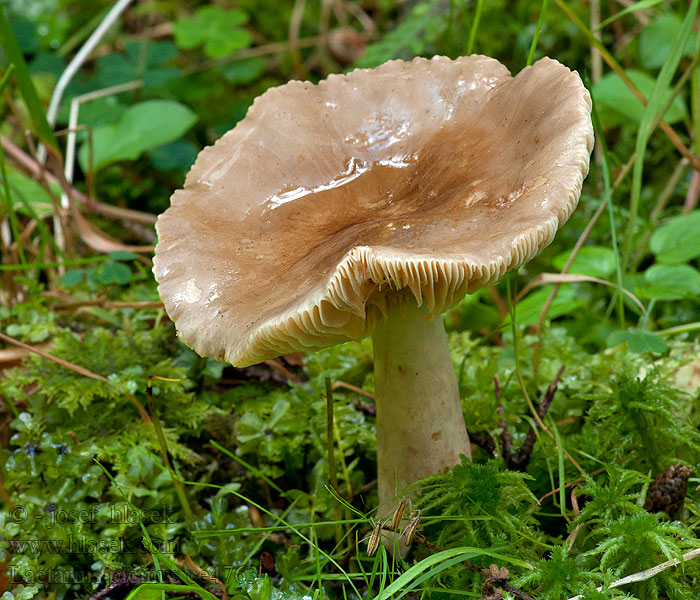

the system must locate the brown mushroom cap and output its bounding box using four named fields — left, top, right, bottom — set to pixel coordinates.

left=154, top=55, right=593, bottom=366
